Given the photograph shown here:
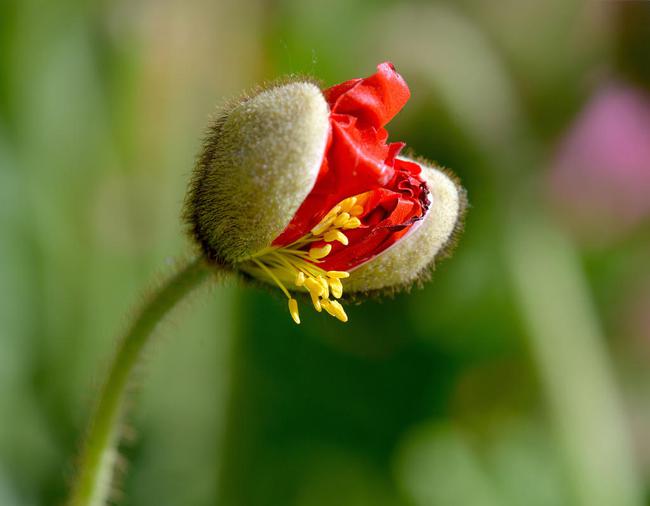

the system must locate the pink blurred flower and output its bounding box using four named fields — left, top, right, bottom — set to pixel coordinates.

left=549, top=80, right=650, bottom=241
